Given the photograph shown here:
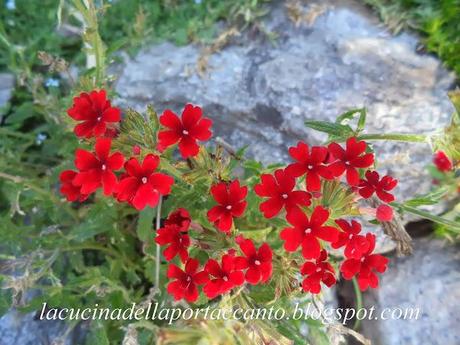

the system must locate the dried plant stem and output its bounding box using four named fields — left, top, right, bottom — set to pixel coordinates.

left=368, top=196, right=413, bottom=255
